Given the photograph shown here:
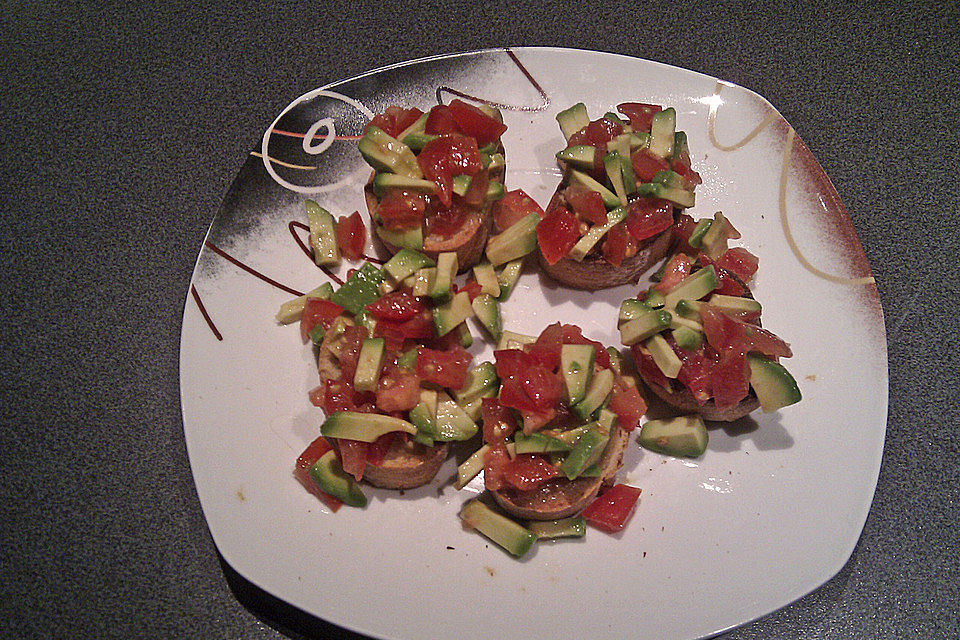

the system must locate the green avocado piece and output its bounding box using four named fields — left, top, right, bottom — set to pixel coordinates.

left=396, top=111, right=428, bottom=141
left=309, top=450, right=367, bottom=507
left=644, top=288, right=666, bottom=309
left=604, top=152, right=630, bottom=207
left=514, top=431, right=572, bottom=454
left=434, top=392, right=479, bottom=441
left=495, top=259, right=524, bottom=301
left=561, top=343, right=595, bottom=406
left=485, top=212, right=539, bottom=266
left=568, top=206, right=627, bottom=261
left=460, top=500, right=537, bottom=557
left=707, top=294, right=762, bottom=314
left=648, top=107, right=677, bottom=159
left=383, top=249, right=435, bottom=283
left=635, top=182, right=695, bottom=208
left=700, top=212, right=738, bottom=259
left=688, top=219, right=713, bottom=248
left=496, top=330, right=537, bottom=350
left=527, top=515, right=586, bottom=539
left=643, top=334, right=683, bottom=379
left=454, top=444, right=490, bottom=490
left=372, top=173, right=436, bottom=197
left=639, top=415, right=708, bottom=458
left=619, top=309, right=672, bottom=346
left=429, top=252, right=458, bottom=303
left=560, top=426, right=608, bottom=480
left=275, top=282, right=336, bottom=324
left=663, top=266, right=720, bottom=311
left=353, top=337, right=385, bottom=393
left=471, top=293, right=503, bottom=342
left=329, top=262, right=385, bottom=316
left=401, top=132, right=437, bottom=152
left=409, top=388, right=438, bottom=445
left=472, top=262, right=501, bottom=297
left=376, top=223, right=424, bottom=251
left=618, top=298, right=653, bottom=326
left=432, top=290, right=473, bottom=337
left=671, top=326, right=704, bottom=351
left=357, top=126, right=422, bottom=178
left=556, top=103, right=590, bottom=140
left=556, top=145, right=596, bottom=170
left=305, top=200, right=340, bottom=267
left=568, top=169, right=620, bottom=209
left=747, top=354, right=802, bottom=411
left=571, top=368, right=614, bottom=421
left=321, top=411, right=417, bottom=442
left=453, top=362, right=499, bottom=405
